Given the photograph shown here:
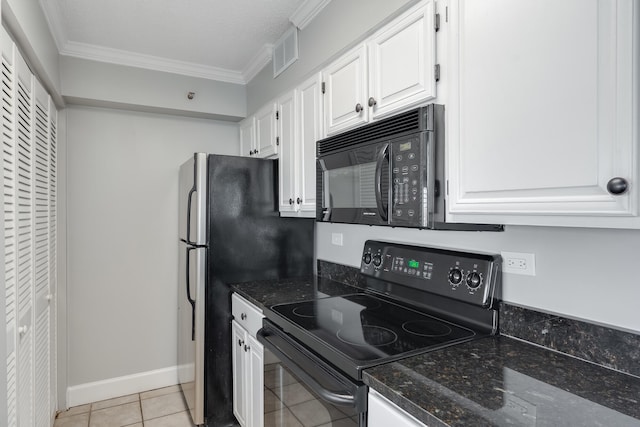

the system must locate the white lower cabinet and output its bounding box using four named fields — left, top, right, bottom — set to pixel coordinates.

left=368, top=390, right=426, bottom=427
left=231, top=294, right=264, bottom=427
